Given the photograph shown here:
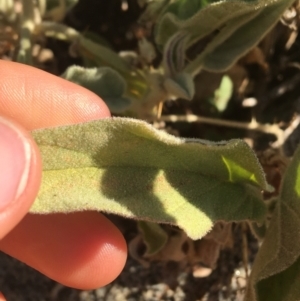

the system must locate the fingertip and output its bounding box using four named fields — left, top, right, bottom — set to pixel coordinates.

left=53, top=212, right=127, bottom=289
left=0, top=61, right=111, bottom=130
left=65, top=215, right=127, bottom=289
left=0, top=292, right=6, bottom=301
left=0, top=212, right=127, bottom=289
